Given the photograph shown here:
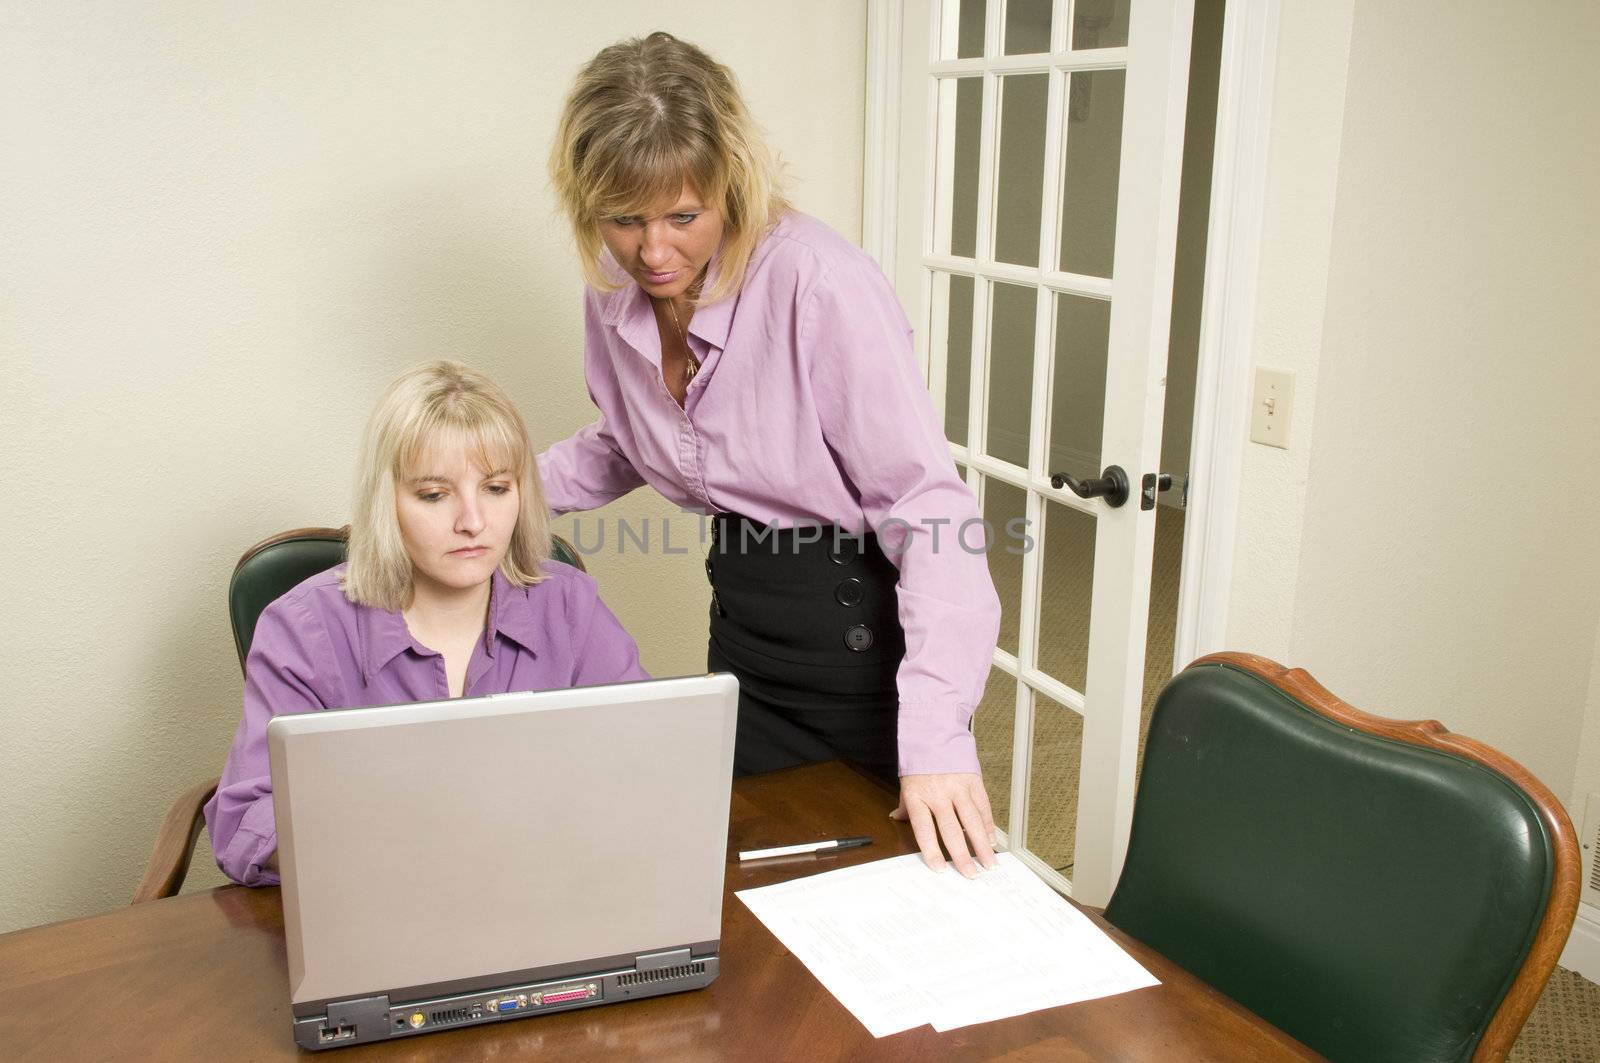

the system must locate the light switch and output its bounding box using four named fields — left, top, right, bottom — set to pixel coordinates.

left=1250, top=368, right=1294, bottom=449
